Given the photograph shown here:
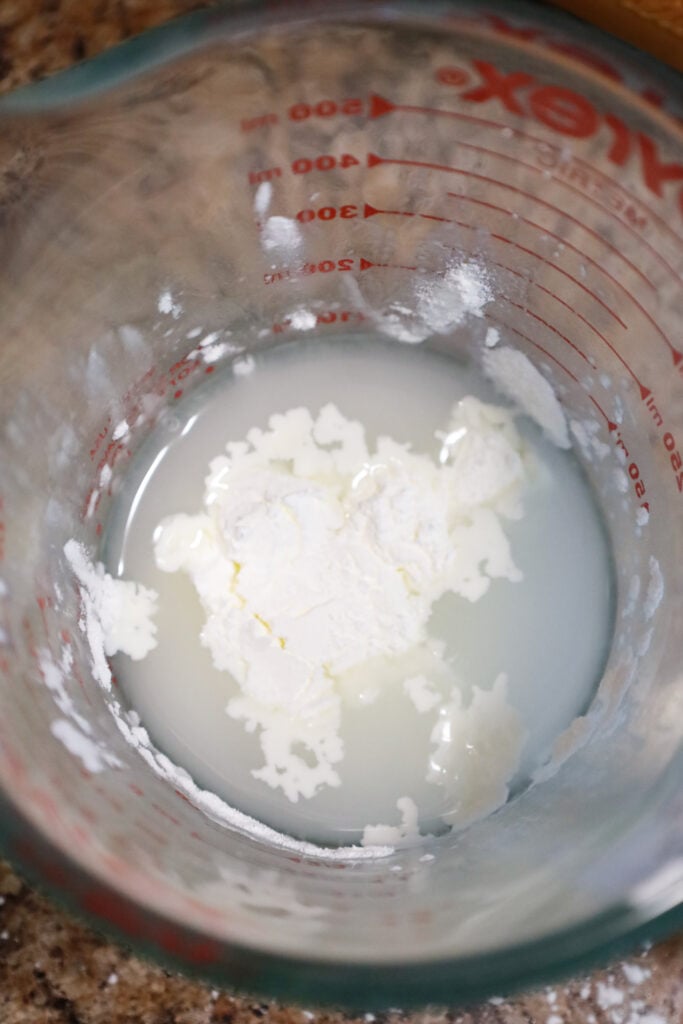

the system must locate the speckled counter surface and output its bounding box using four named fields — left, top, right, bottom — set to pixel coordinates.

left=0, top=3, right=682, bottom=1023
